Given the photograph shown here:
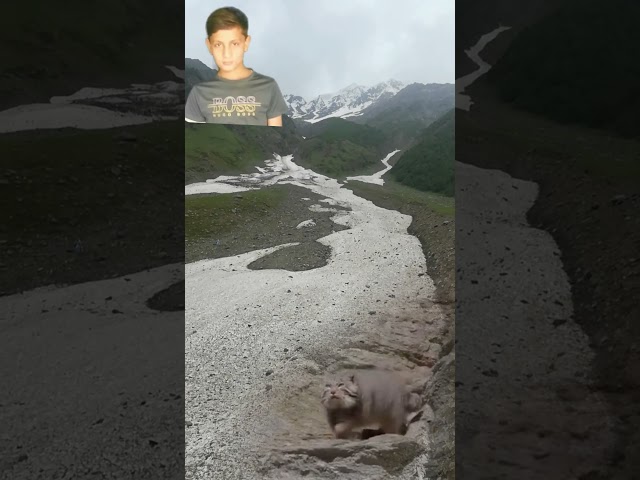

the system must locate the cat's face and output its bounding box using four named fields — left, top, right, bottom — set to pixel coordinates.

left=320, top=375, right=359, bottom=410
